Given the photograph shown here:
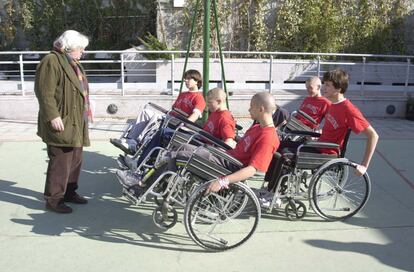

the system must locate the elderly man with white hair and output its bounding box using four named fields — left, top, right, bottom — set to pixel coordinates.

left=35, top=30, right=91, bottom=213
